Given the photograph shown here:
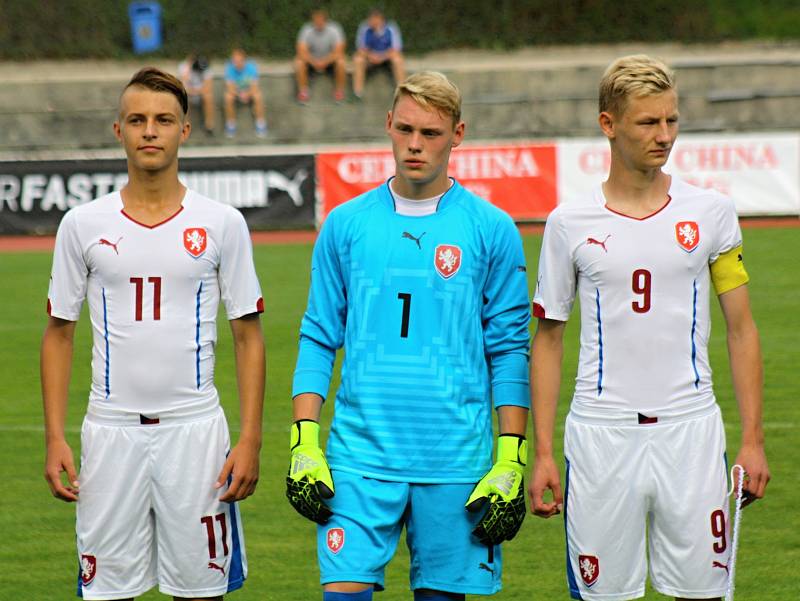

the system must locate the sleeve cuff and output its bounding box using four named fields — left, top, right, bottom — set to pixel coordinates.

left=292, top=369, right=333, bottom=400
left=492, top=381, right=531, bottom=409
